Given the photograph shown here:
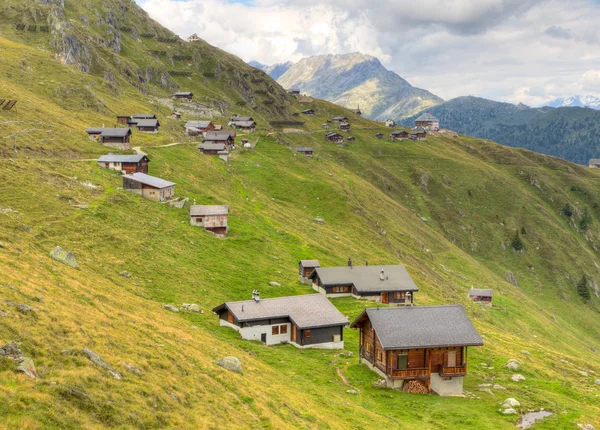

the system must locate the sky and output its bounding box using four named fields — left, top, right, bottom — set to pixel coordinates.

left=136, top=0, right=600, bottom=105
